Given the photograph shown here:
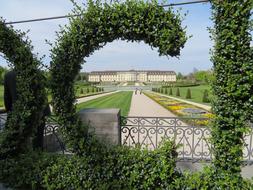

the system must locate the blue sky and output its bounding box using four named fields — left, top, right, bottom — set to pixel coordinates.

left=0, top=0, right=213, bottom=74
